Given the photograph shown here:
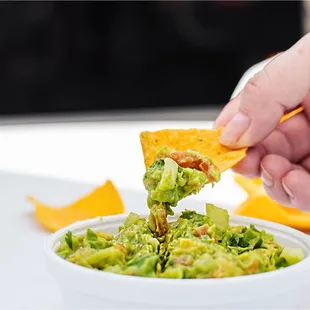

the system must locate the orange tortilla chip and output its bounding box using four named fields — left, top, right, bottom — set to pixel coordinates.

left=234, top=195, right=310, bottom=232
left=233, top=174, right=310, bottom=231
left=140, top=108, right=304, bottom=173
left=280, top=107, right=303, bottom=123
left=140, top=127, right=247, bottom=172
left=28, top=180, right=125, bottom=232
